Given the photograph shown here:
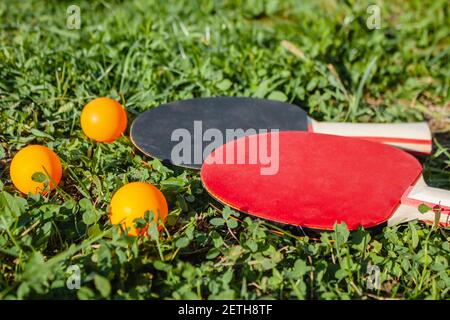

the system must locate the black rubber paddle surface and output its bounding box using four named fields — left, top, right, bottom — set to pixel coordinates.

left=130, top=96, right=308, bottom=169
